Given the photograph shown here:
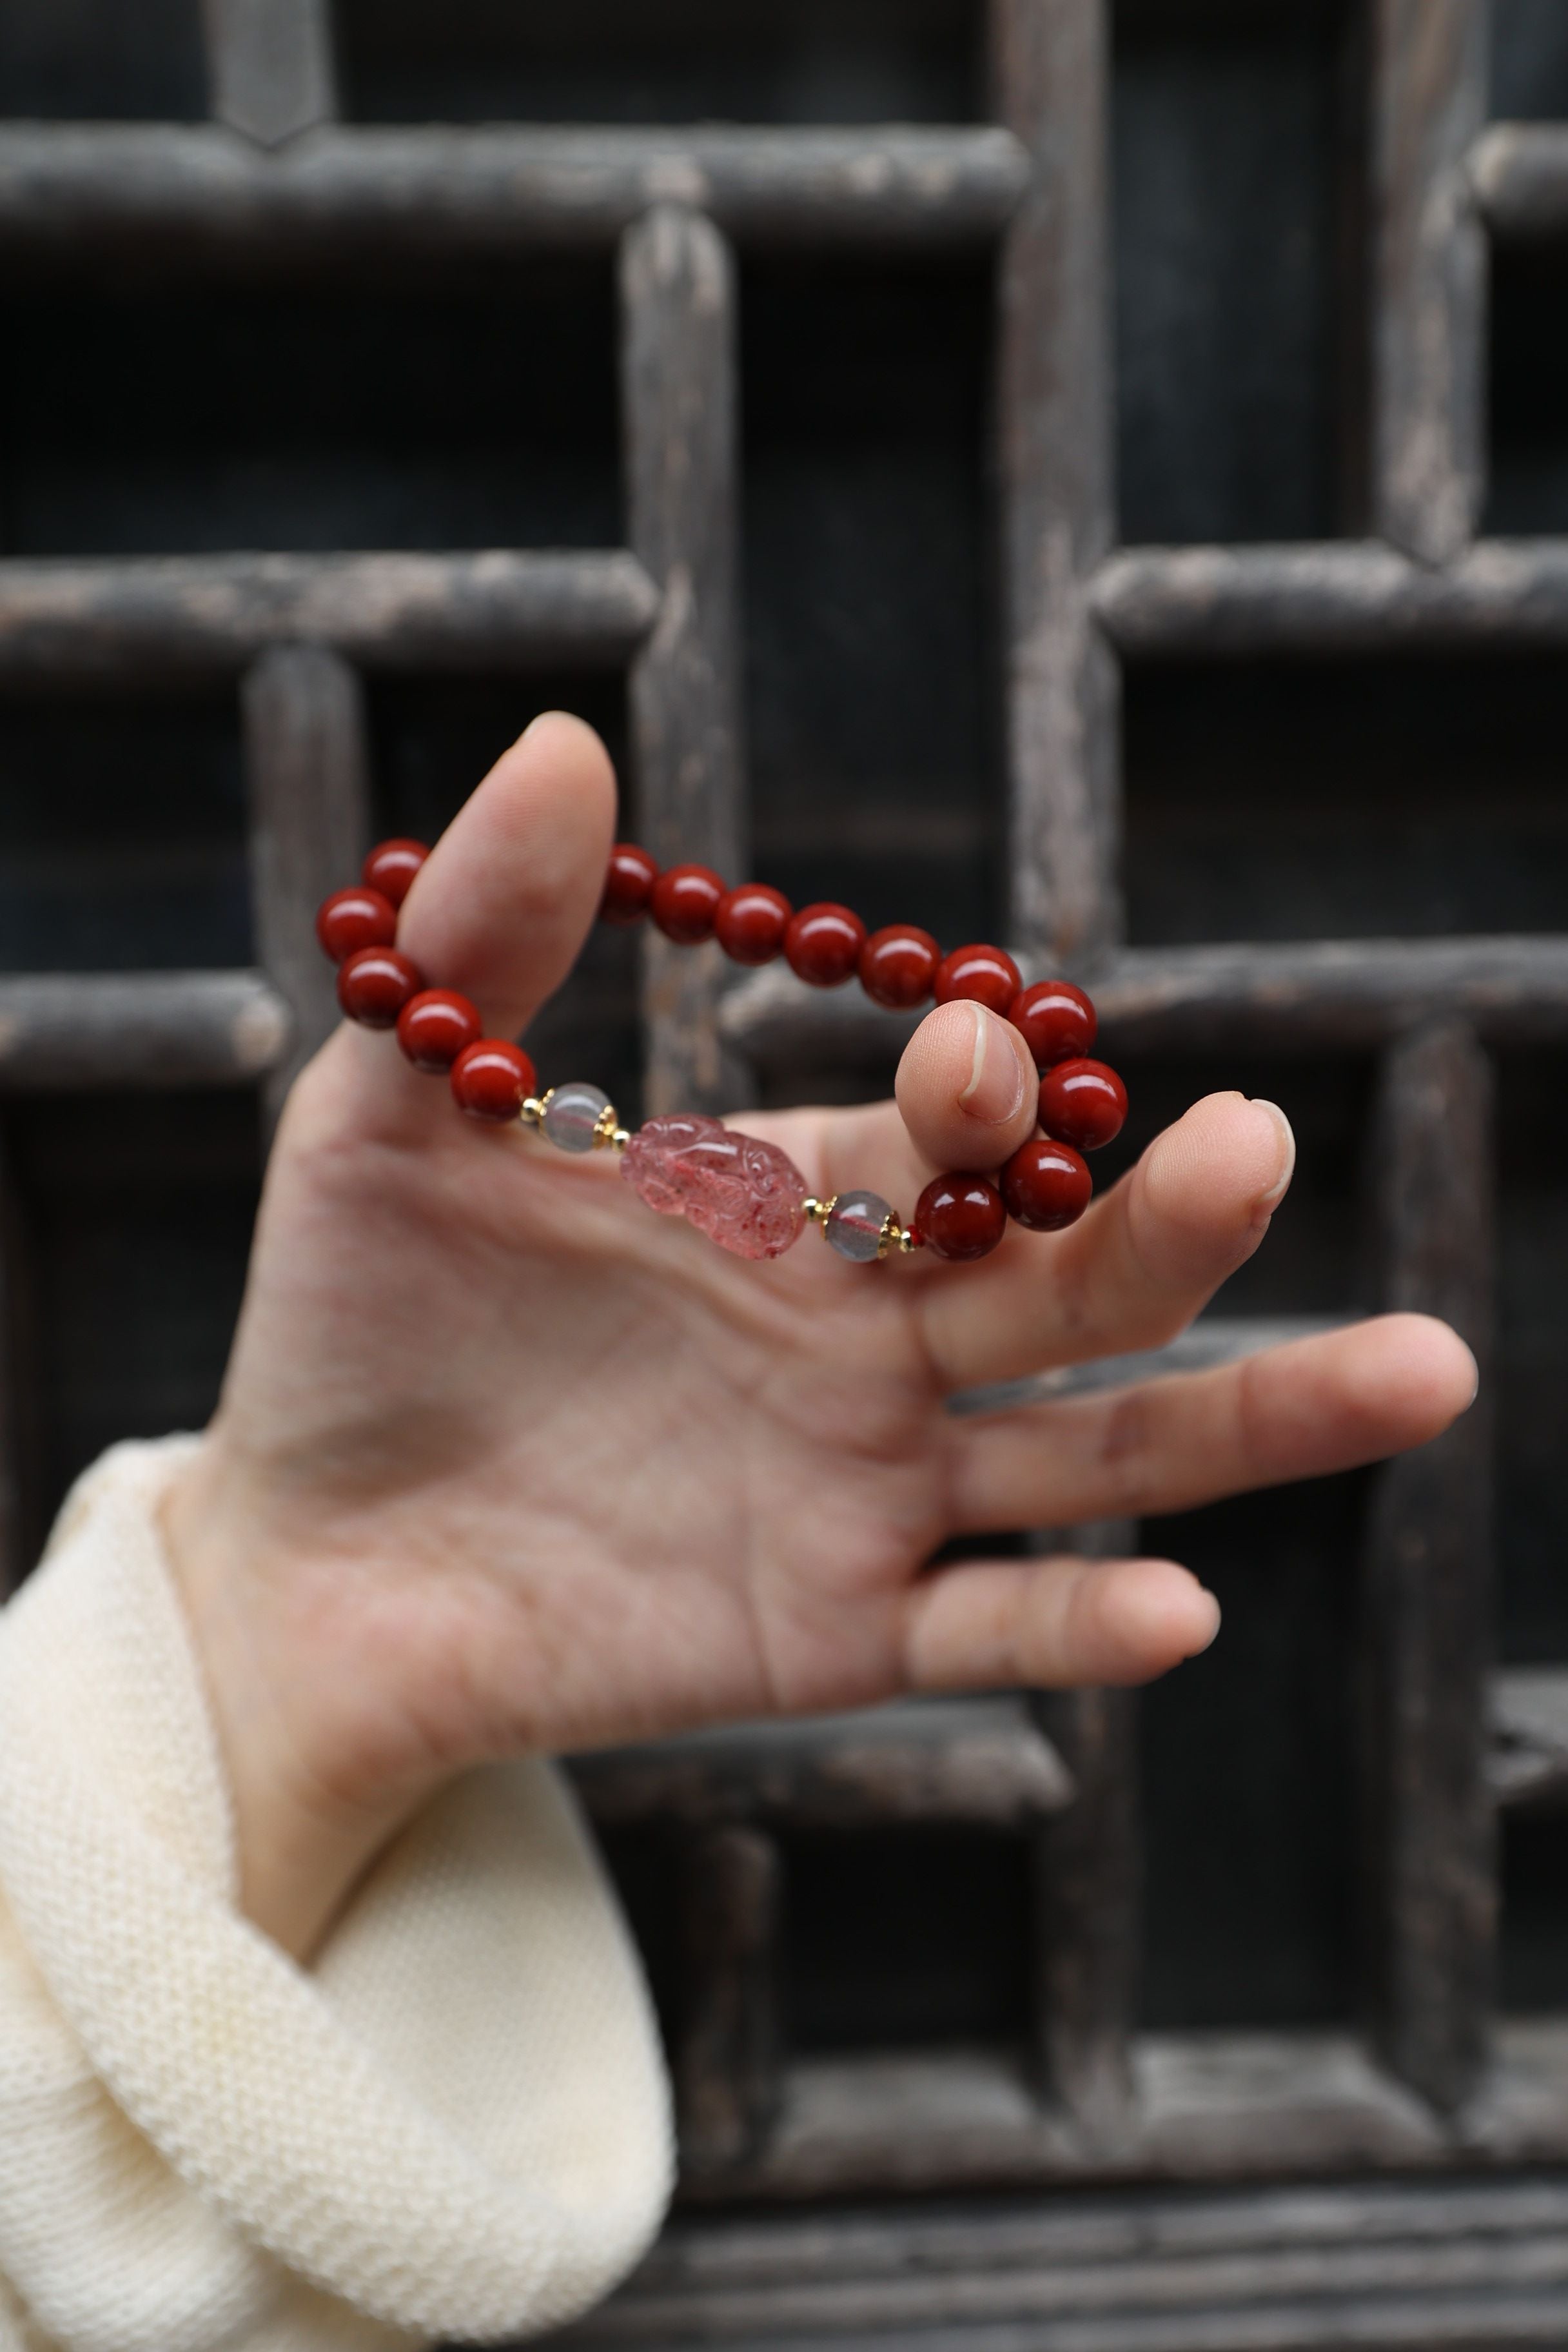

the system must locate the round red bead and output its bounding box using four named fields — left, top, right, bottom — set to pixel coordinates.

left=650, top=863, right=725, bottom=945
left=1001, top=1136, right=1093, bottom=1232
left=601, top=843, right=659, bottom=926
left=450, top=1039, right=538, bottom=1122
left=935, top=943, right=1023, bottom=1016
left=784, top=902, right=867, bottom=988
left=397, top=988, right=483, bottom=1072
left=316, top=886, right=396, bottom=965
left=1038, top=1058, right=1128, bottom=1152
left=859, top=924, right=940, bottom=1010
left=914, top=1171, right=1008, bottom=1262
left=1009, top=978, right=1097, bottom=1071
left=360, top=839, right=429, bottom=909
left=337, top=945, right=424, bottom=1029
left=715, top=881, right=792, bottom=966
